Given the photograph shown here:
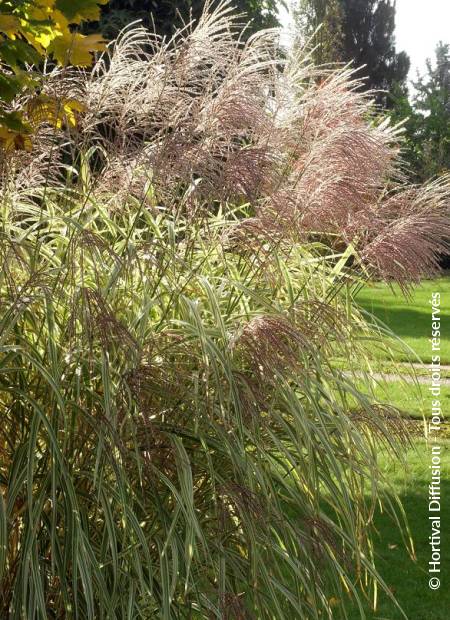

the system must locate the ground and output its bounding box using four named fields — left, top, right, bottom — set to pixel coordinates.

left=349, top=275, right=450, bottom=420
left=356, top=276, right=450, bottom=364
left=347, top=442, right=449, bottom=620
left=344, top=277, right=449, bottom=619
